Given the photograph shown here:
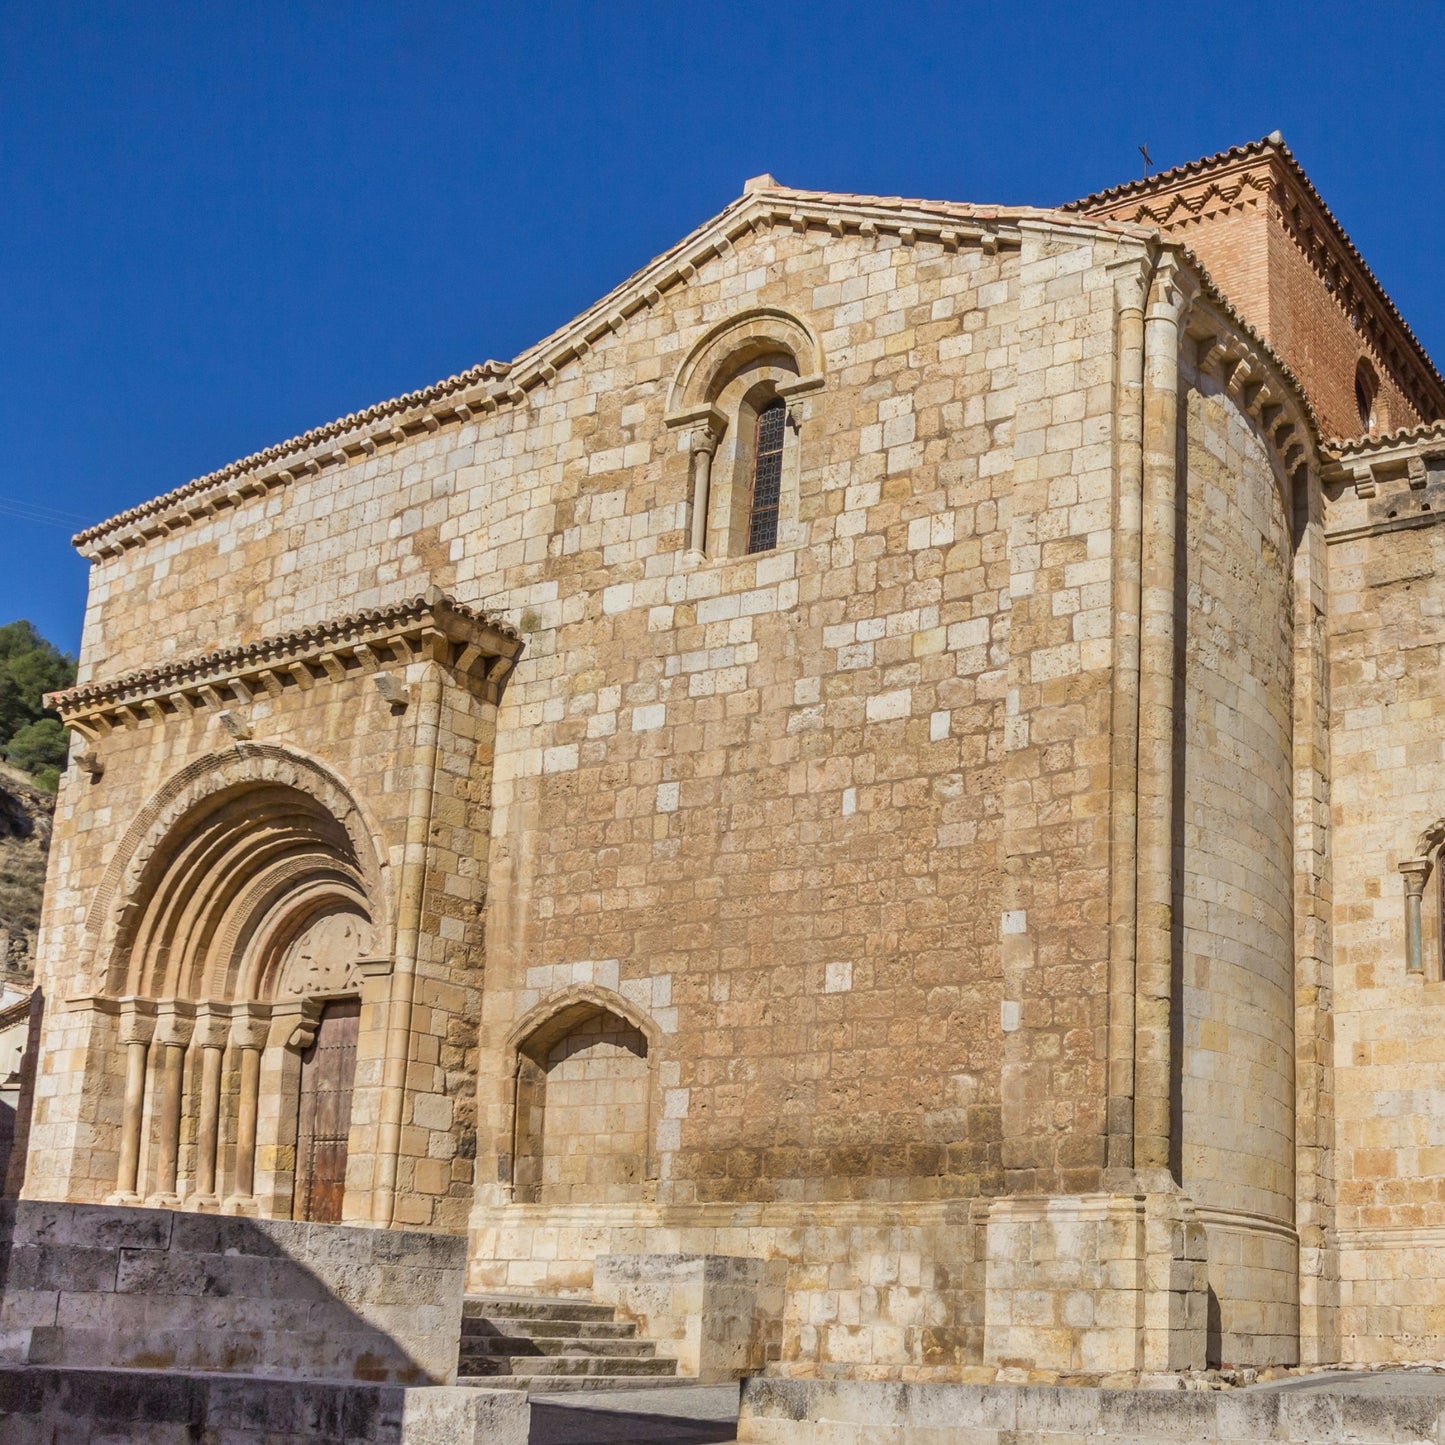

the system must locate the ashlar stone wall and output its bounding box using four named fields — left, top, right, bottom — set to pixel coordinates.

left=1178, top=368, right=1299, bottom=1364
left=1325, top=432, right=1445, bottom=1363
